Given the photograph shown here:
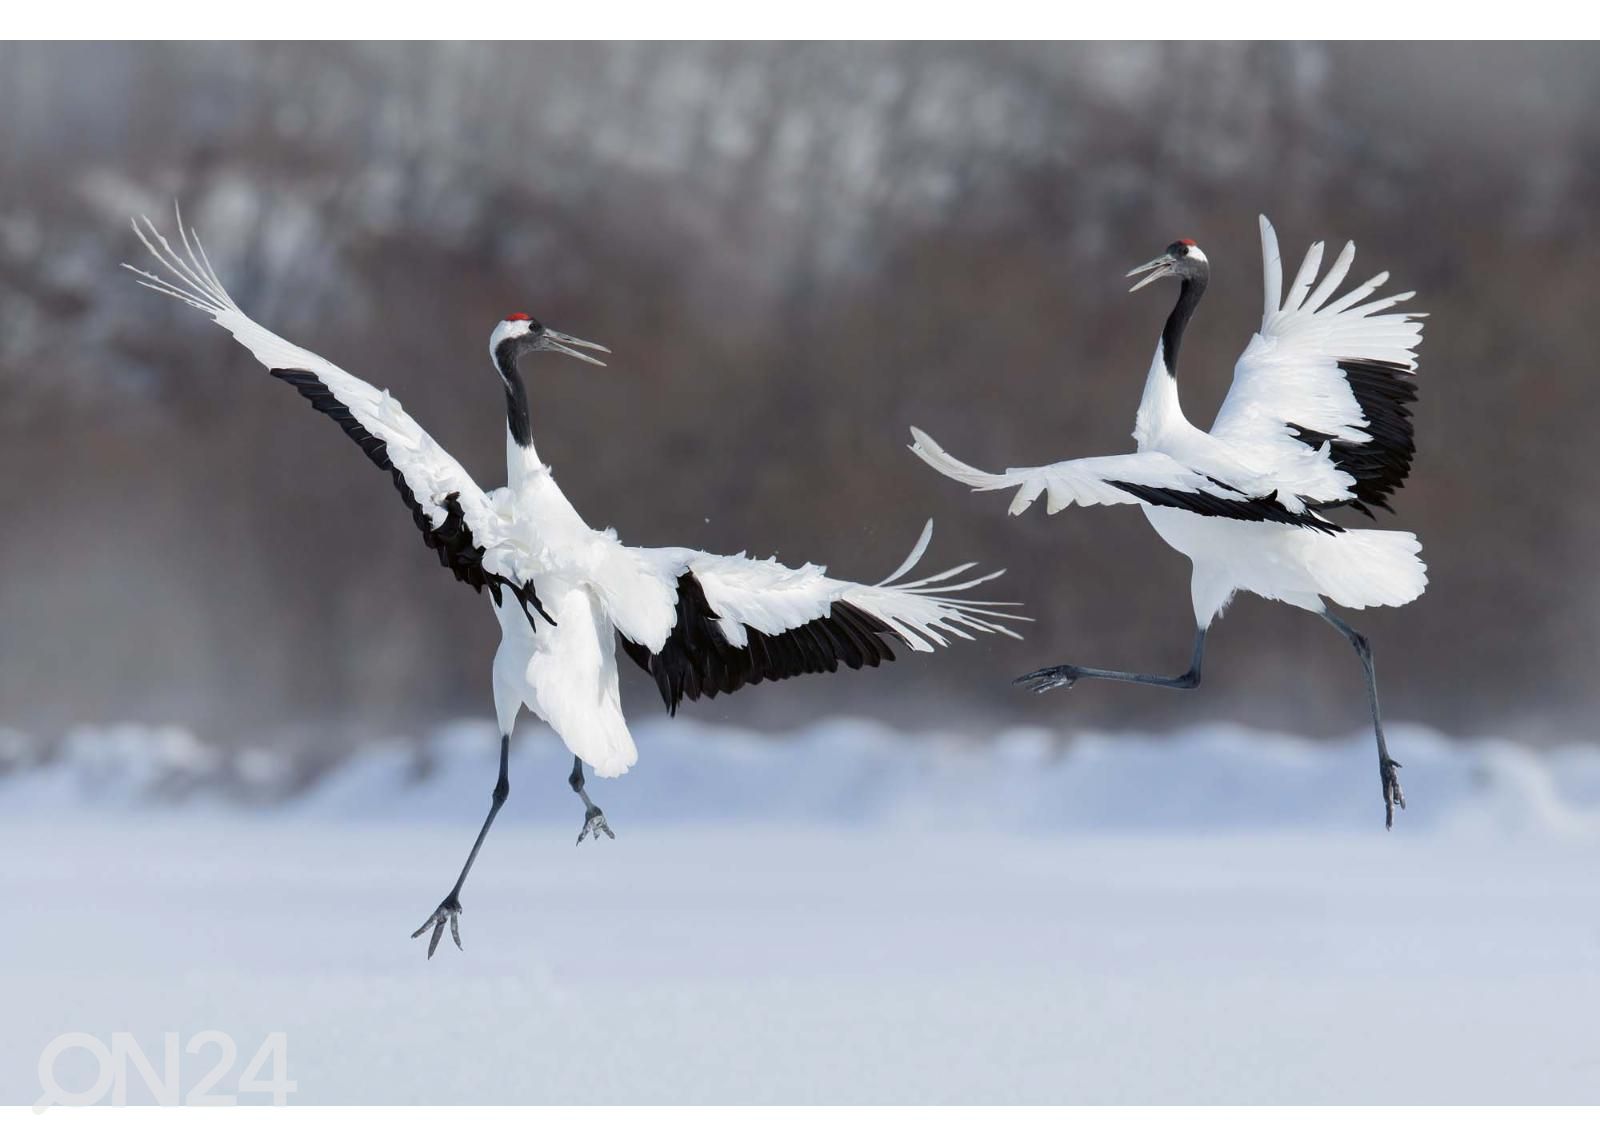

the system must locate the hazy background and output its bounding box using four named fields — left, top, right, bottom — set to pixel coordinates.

left=3, top=41, right=1598, bottom=754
